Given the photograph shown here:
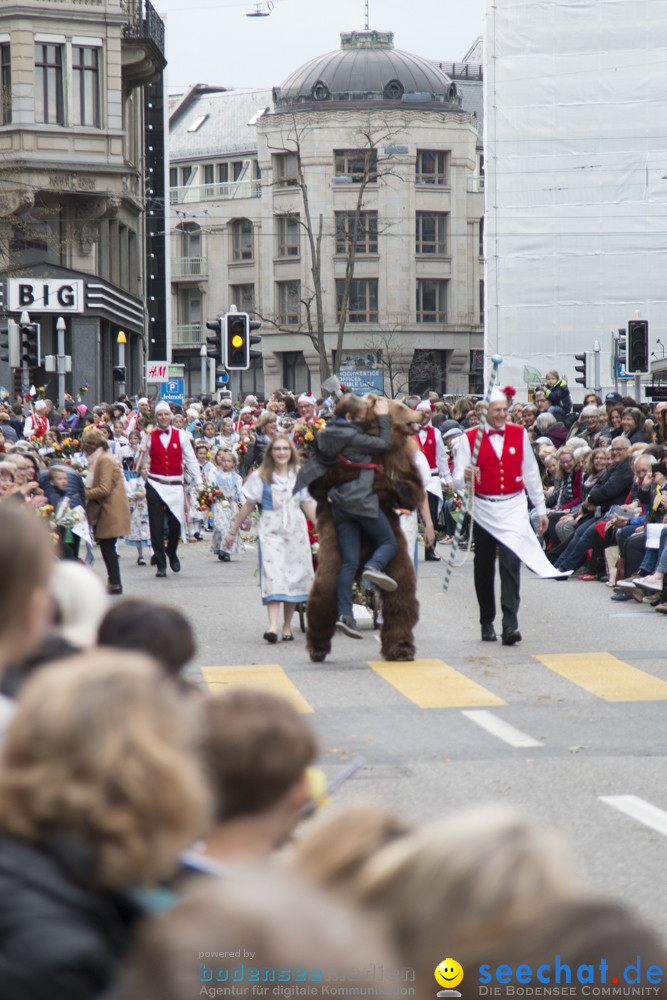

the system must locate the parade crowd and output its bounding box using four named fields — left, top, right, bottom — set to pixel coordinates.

left=0, top=373, right=666, bottom=998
